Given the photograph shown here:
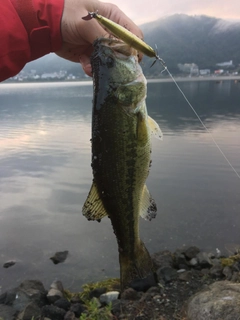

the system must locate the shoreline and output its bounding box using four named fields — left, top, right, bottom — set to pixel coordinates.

left=1, top=75, right=240, bottom=86
left=1, top=245, right=240, bottom=319
left=147, top=75, right=240, bottom=83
